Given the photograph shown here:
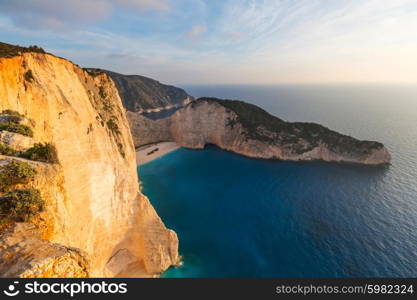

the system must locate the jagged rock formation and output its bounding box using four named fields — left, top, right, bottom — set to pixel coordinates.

left=128, top=98, right=391, bottom=165
left=85, top=68, right=193, bottom=112
left=0, top=43, right=179, bottom=277
left=0, top=223, right=89, bottom=278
